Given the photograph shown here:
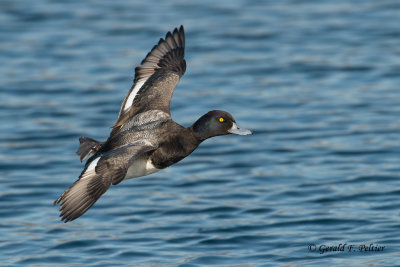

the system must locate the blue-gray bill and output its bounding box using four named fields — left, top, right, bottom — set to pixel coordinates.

left=228, top=122, right=252, bottom=135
